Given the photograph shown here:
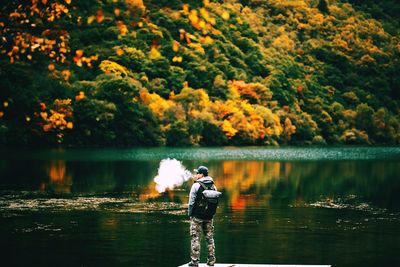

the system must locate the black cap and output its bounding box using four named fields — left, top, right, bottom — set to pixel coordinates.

left=194, top=166, right=208, bottom=176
